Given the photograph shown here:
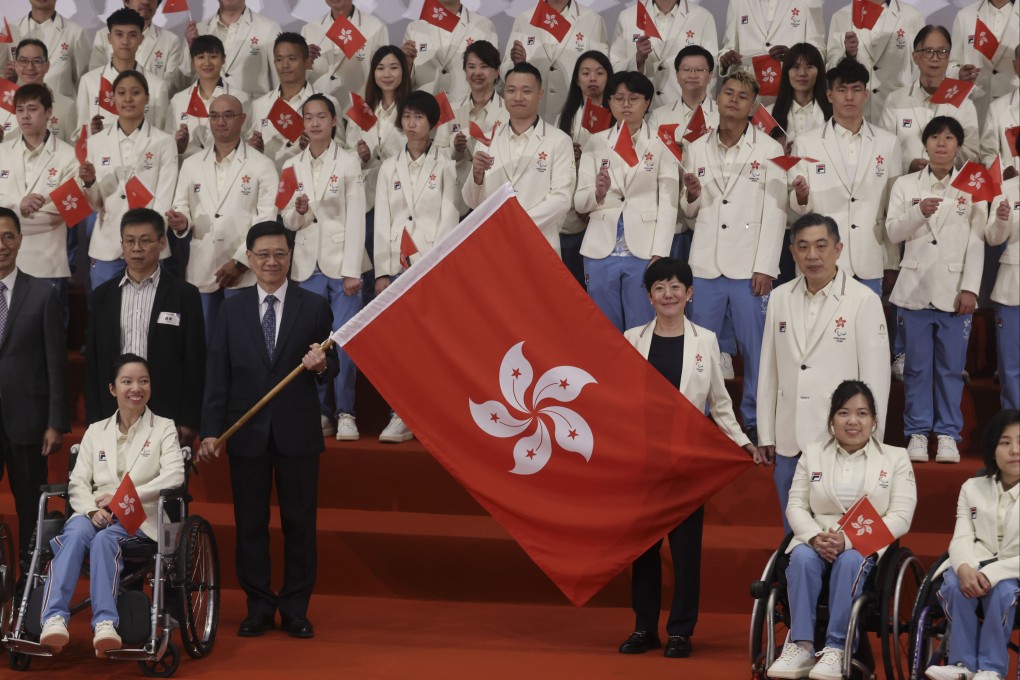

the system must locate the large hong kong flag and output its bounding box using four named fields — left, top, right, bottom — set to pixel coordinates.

left=331, top=184, right=752, bottom=605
